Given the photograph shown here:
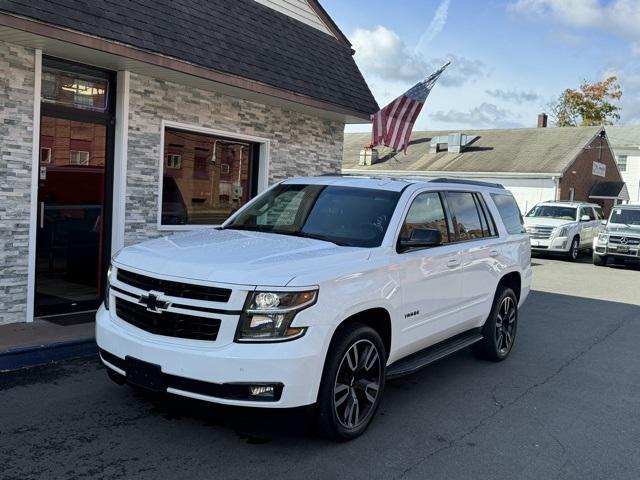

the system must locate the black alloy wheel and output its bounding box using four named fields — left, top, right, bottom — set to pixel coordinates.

left=473, top=286, right=518, bottom=362
left=316, top=324, right=386, bottom=441
left=333, top=339, right=382, bottom=429
left=494, top=295, right=517, bottom=355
